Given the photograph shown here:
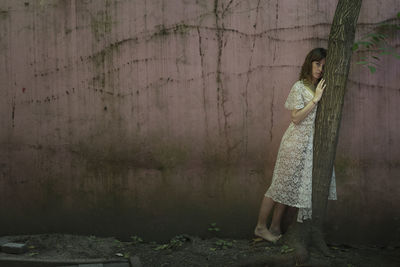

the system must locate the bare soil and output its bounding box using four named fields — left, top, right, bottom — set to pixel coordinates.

left=0, top=234, right=399, bottom=266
